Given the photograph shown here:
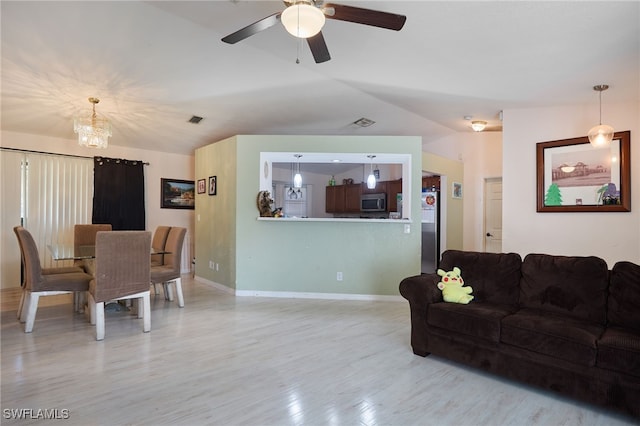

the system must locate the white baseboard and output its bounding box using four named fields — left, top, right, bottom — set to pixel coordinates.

left=193, top=276, right=403, bottom=301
